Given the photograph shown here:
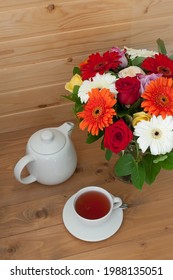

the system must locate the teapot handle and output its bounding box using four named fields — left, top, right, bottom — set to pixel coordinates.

left=14, top=155, right=36, bottom=184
